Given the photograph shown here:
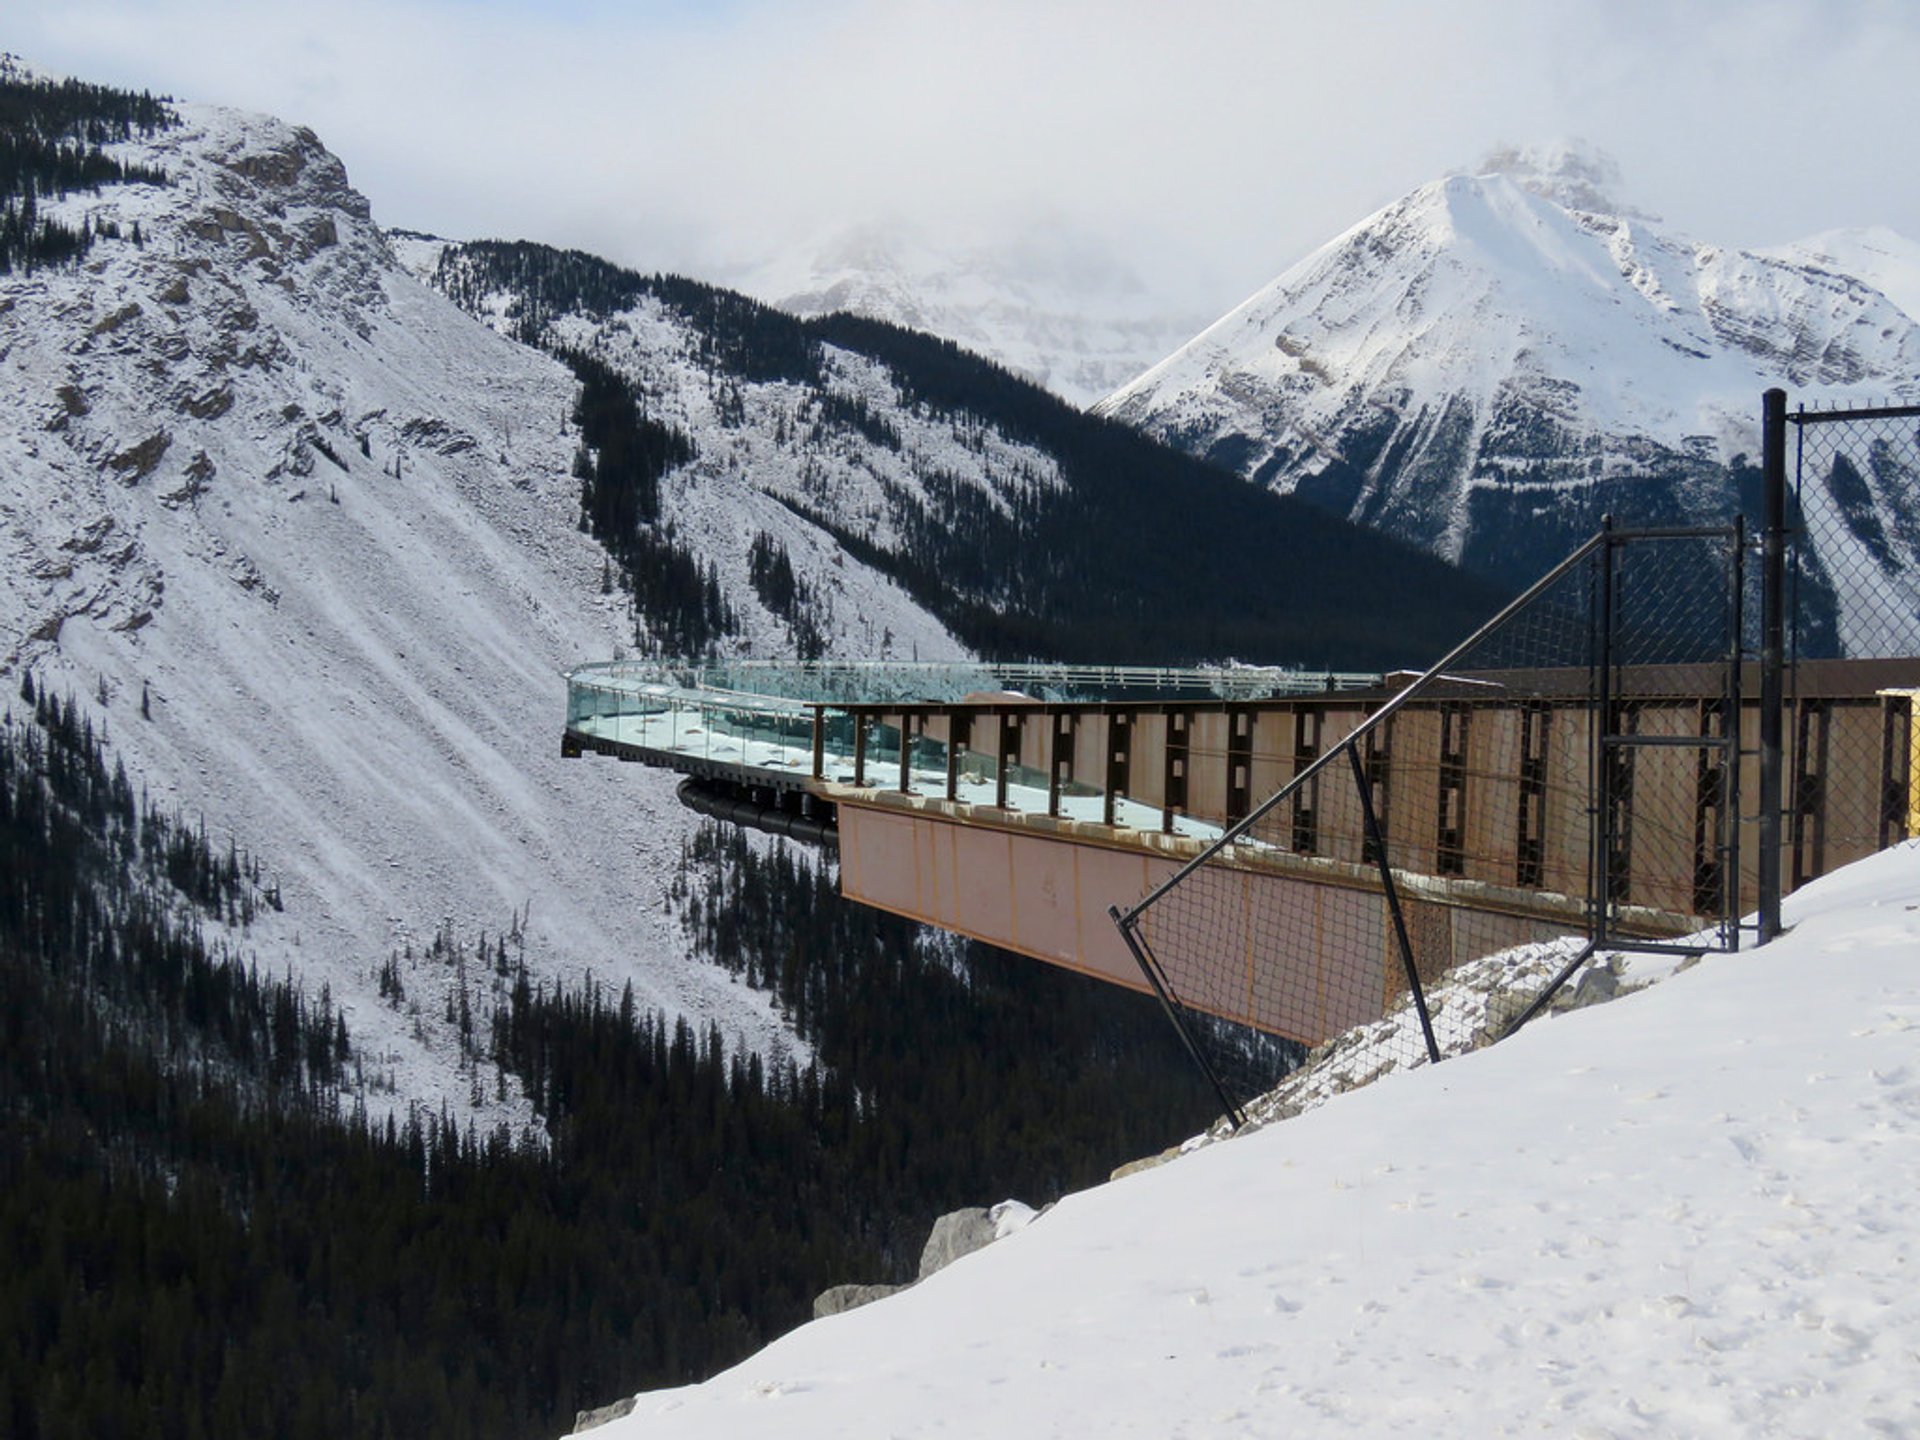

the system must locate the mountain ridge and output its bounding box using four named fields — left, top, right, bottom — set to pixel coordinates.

left=1097, top=157, right=1920, bottom=595
left=727, top=221, right=1214, bottom=409
left=1, top=93, right=793, bottom=1128
left=2, top=78, right=1503, bottom=1137
left=409, top=234, right=1506, bottom=668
